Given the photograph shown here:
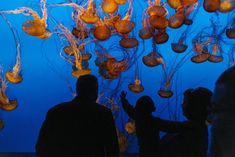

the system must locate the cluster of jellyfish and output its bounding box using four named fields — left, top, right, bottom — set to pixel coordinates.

left=0, top=0, right=235, bottom=152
